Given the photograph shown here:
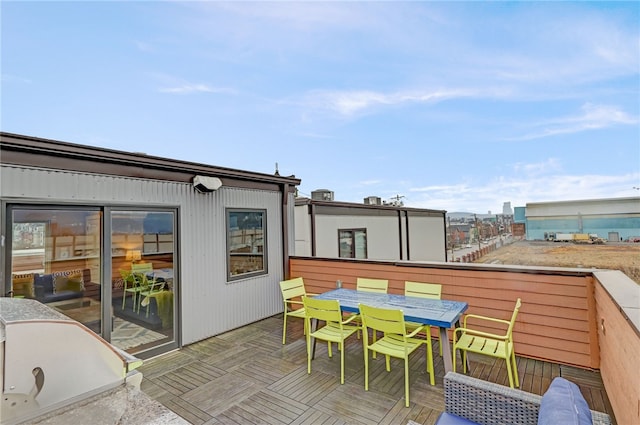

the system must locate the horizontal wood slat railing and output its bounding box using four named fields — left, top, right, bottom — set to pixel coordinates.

left=290, top=256, right=639, bottom=424
left=290, top=256, right=598, bottom=368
